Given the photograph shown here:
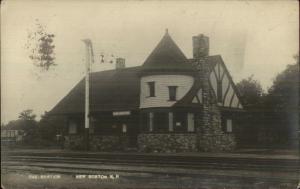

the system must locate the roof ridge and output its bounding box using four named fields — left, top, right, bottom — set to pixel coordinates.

left=90, top=66, right=142, bottom=75
left=187, top=54, right=222, bottom=60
